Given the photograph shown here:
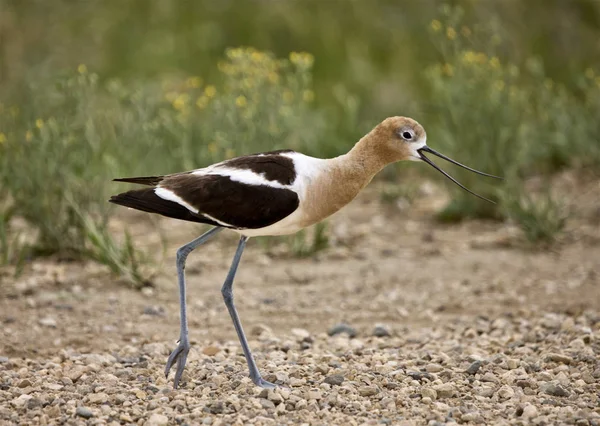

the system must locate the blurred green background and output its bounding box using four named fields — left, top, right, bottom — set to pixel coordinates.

left=1, top=0, right=599, bottom=283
